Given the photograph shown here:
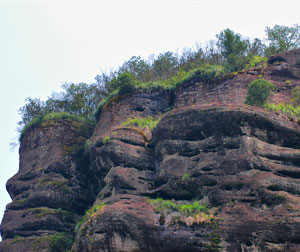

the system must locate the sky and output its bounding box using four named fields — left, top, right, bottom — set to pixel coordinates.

left=0, top=0, right=300, bottom=240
